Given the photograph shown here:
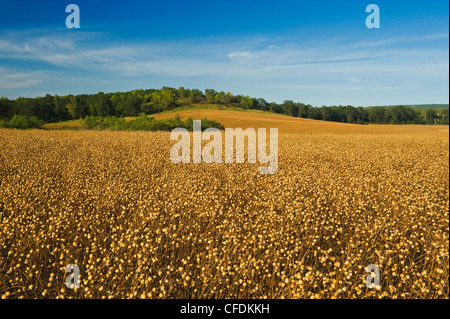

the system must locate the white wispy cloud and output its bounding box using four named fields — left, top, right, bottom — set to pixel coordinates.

left=228, top=51, right=255, bottom=59
left=0, top=67, right=46, bottom=89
